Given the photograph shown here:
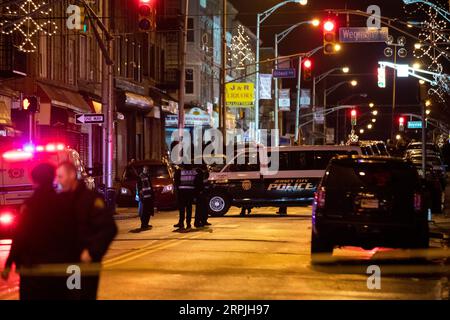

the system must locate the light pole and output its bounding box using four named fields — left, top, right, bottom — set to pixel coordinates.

left=336, top=93, right=368, bottom=143
left=311, top=66, right=349, bottom=142
left=274, top=19, right=319, bottom=146
left=255, top=0, right=307, bottom=141
left=322, top=80, right=357, bottom=144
